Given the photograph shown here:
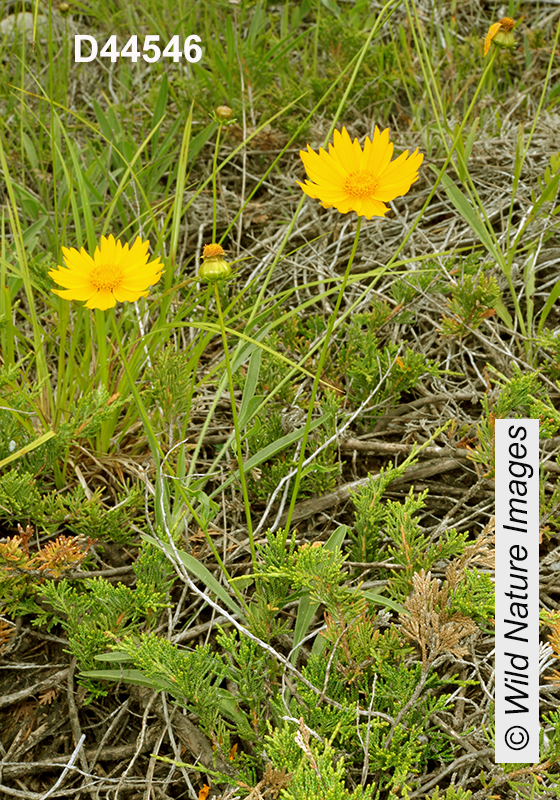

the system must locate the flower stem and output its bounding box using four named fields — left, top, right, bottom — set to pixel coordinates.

left=94, top=308, right=109, bottom=389
left=282, top=217, right=362, bottom=543
left=212, top=124, right=223, bottom=243
left=213, top=282, right=256, bottom=569
left=108, top=310, right=162, bottom=465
